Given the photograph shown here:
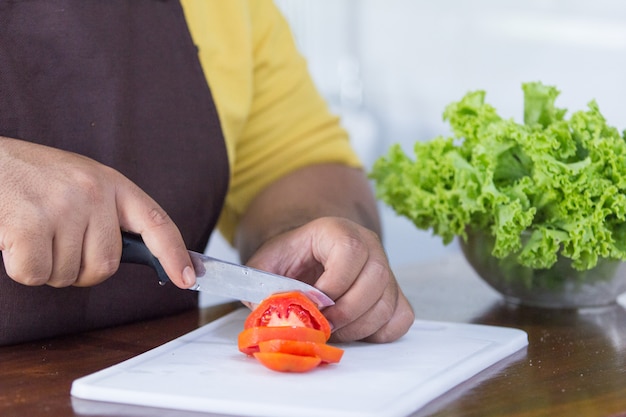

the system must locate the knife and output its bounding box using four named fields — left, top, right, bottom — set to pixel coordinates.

left=120, top=232, right=334, bottom=308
